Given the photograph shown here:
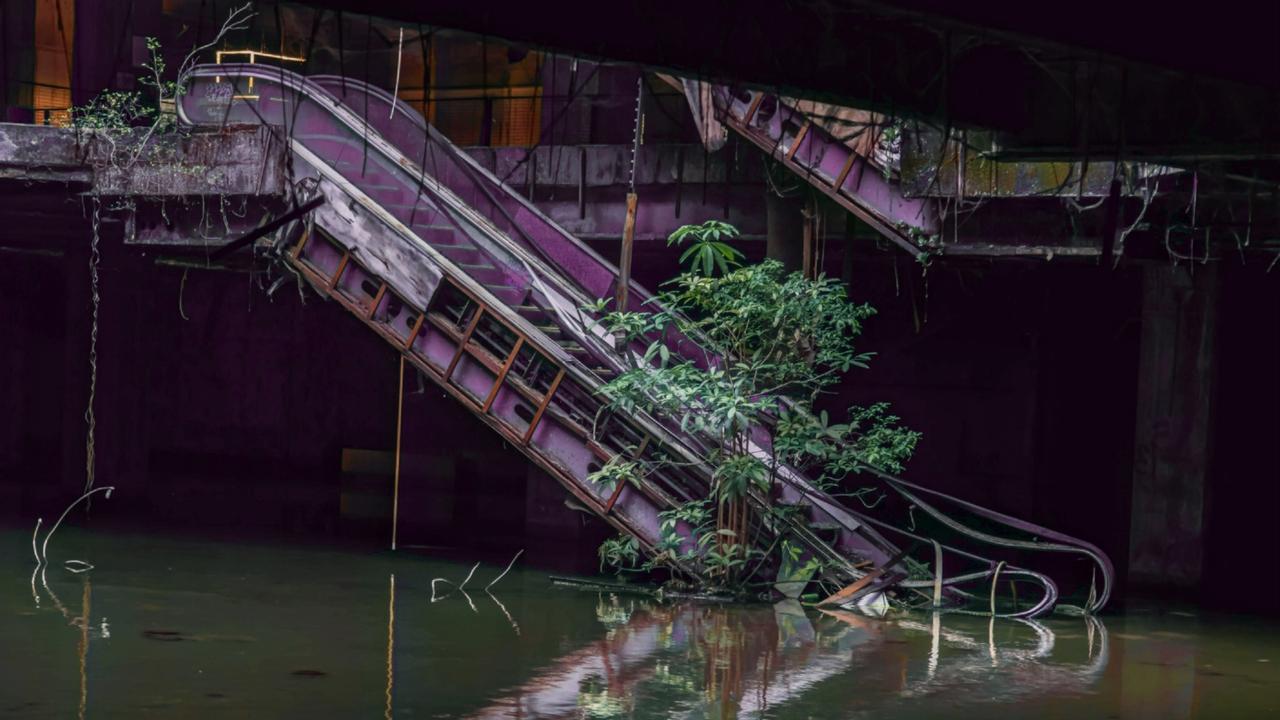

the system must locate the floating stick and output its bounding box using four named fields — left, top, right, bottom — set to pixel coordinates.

left=486, top=550, right=524, bottom=590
